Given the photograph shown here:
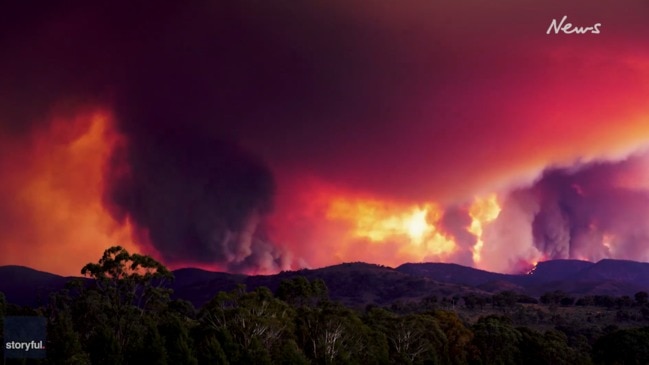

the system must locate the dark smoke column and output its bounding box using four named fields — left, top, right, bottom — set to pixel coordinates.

left=93, top=1, right=309, bottom=273
left=103, top=124, right=286, bottom=272
left=527, top=157, right=649, bottom=263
